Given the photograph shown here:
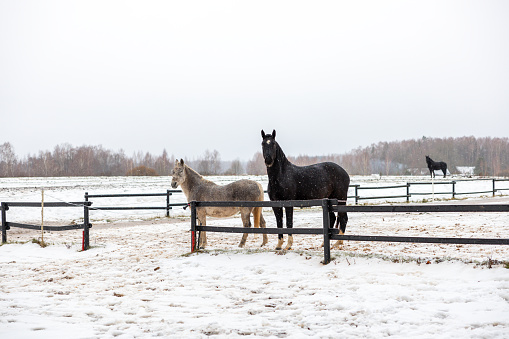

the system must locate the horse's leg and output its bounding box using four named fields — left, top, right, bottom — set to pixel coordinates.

left=273, top=207, right=284, bottom=250
left=320, top=211, right=337, bottom=248
left=238, top=208, right=251, bottom=248
left=259, top=212, right=268, bottom=247
left=284, top=207, right=293, bottom=250
left=251, top=206, right=267, bottom=247
left=332, top=210, right=348, bottom=249
left=197, top=212, right=207, bottom=249
left=443, top=165, right=447, bottom=178
left=329, top=211, right=336, bottom=228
